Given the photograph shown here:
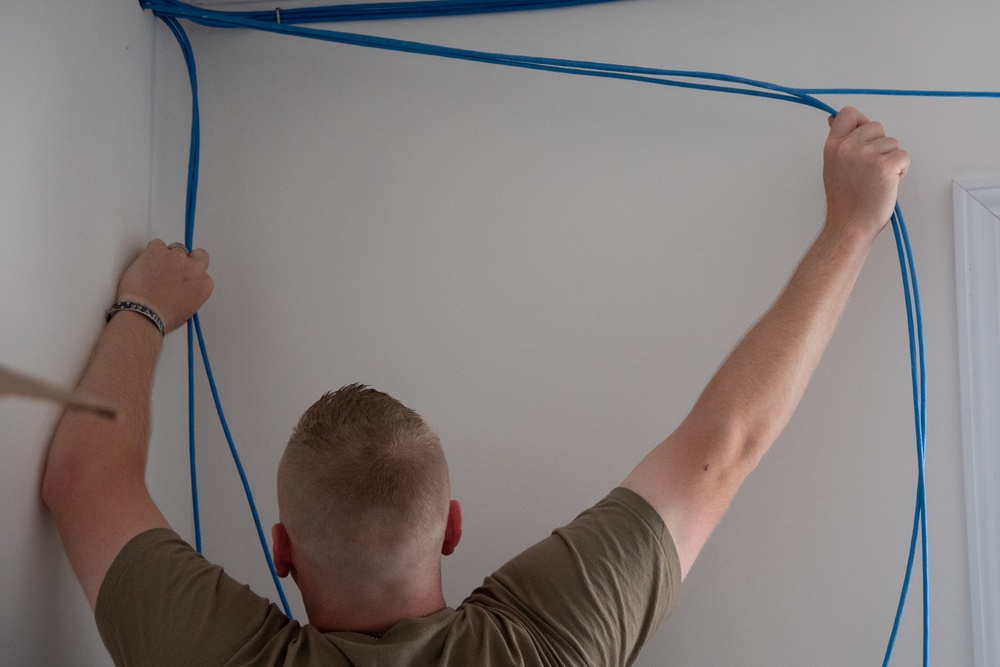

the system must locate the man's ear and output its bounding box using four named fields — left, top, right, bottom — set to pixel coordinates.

left=441, top=499, right=463, bottom=556
left=272, top=522, right=293, bottom=578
